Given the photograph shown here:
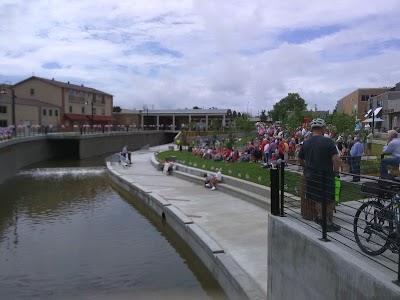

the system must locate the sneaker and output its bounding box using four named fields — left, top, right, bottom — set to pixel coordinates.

left=210, top=186, right=216, bottom=191
left=314, top=217, right=341, bottom=232
left=205, top=183, right=210, bottom=188
left=326, top=222, right=341, bottom=232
